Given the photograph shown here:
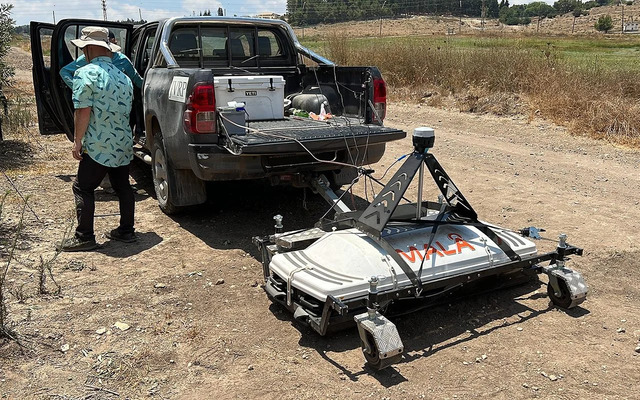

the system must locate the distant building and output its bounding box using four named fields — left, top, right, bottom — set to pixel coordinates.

left=624, top=22, right=639, bottom=33
left=255, top=12, right=280, bottom=20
